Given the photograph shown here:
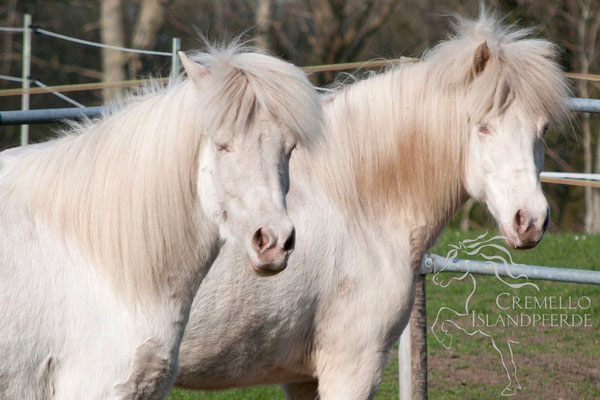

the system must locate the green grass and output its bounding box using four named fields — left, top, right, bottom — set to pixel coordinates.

left=425, top=230, right=600, bottom=399
left=169, top=387, right=284, bottom=400
left=170, top=230, right=600, bottom=399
